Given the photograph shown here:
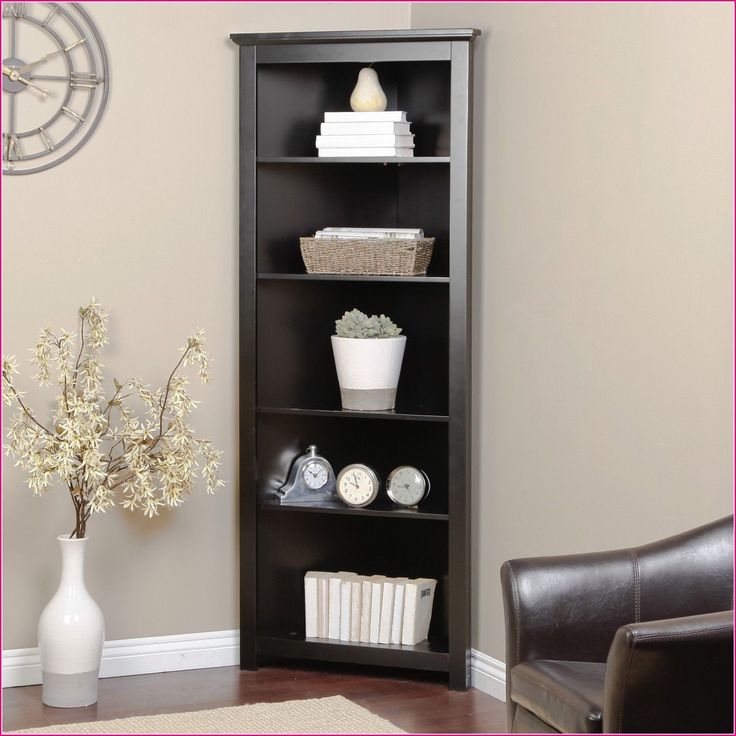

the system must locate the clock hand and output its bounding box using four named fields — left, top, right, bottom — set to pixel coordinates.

left=17, top=51, right=63, bottom=75
left=17, top=39, right=87, bottom=75
left=2, top=65, right=49, bottom=97
left=18, top=76, right=49, bottom=97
